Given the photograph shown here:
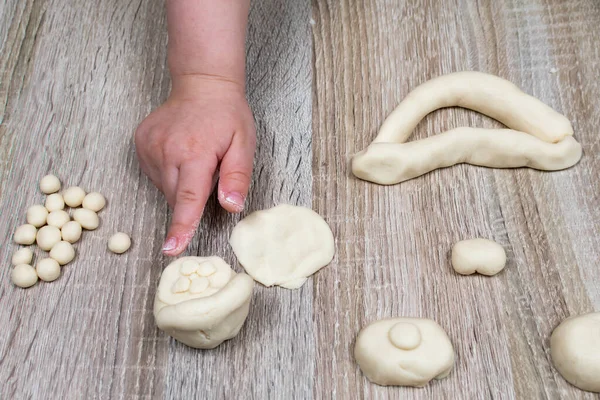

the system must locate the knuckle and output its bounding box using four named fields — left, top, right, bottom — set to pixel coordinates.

left=177, top=188, right=201, bottom=203
left=222, top=169, right=251, bottom=186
